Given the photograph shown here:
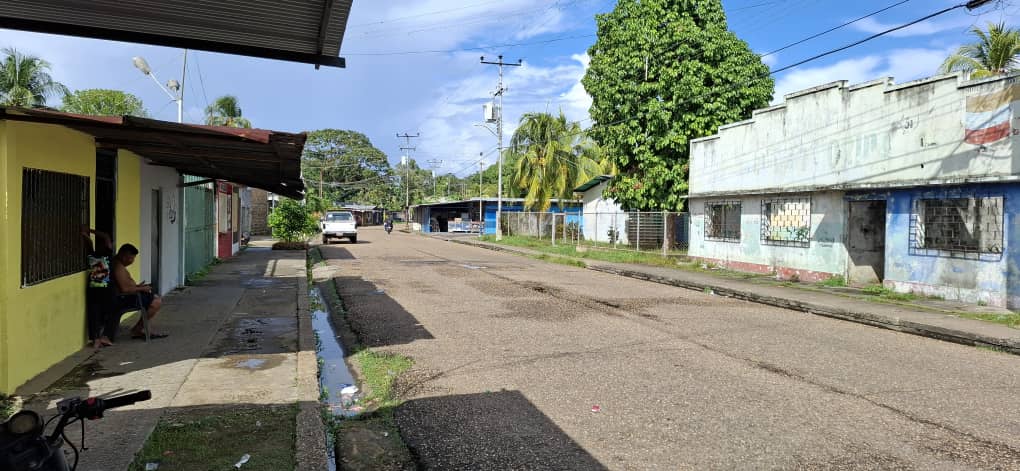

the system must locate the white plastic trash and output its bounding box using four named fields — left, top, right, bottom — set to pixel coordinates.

left=340, top=385, right=359, bottom=395
left=234, top=454, right=251, bottom=468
